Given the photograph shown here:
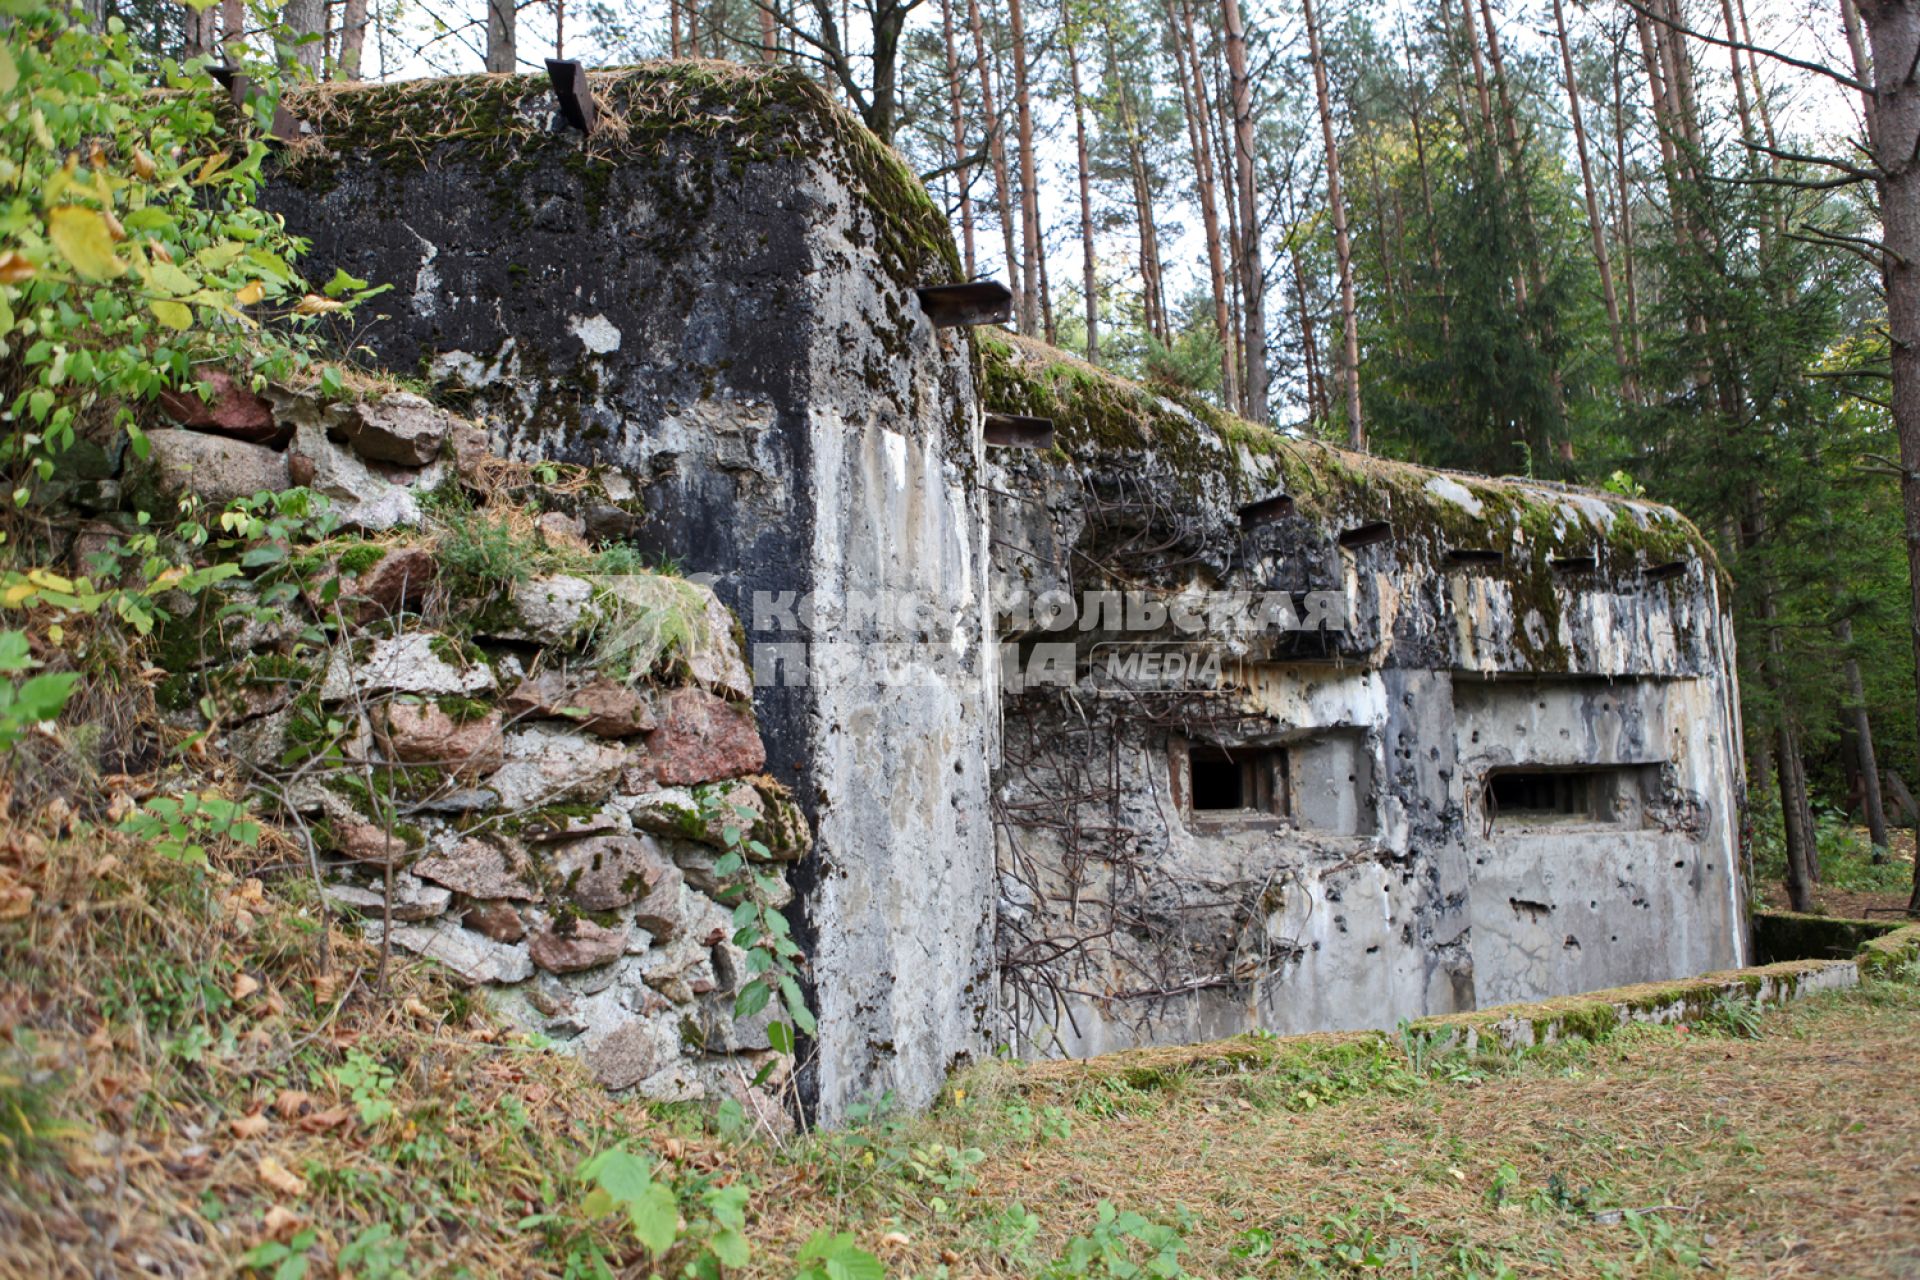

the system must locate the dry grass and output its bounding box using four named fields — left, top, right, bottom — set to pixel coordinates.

left=841, top=983, right=1920, bottom=1279
left=4, top=805, right=1917, bottom=1279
